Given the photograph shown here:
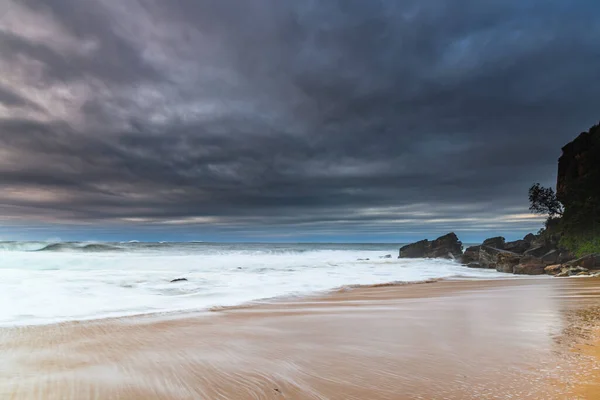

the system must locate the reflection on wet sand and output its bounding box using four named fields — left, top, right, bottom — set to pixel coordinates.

left=2, top=278, right=600, bottom=399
